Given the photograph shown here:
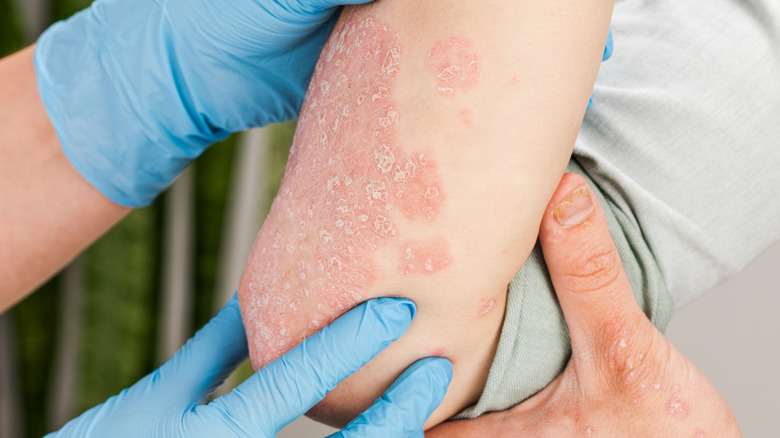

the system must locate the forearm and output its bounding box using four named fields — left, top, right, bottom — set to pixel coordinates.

left=240, top=0, right=614, bottom=427
left=0, top=47, right=129, bottom=311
